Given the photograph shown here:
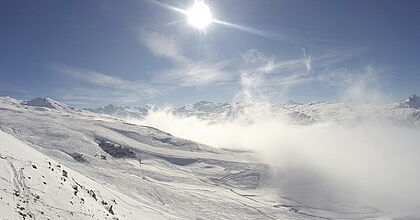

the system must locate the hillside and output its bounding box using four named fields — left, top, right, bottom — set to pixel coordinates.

left=0, top=96, right=418, bottom=219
